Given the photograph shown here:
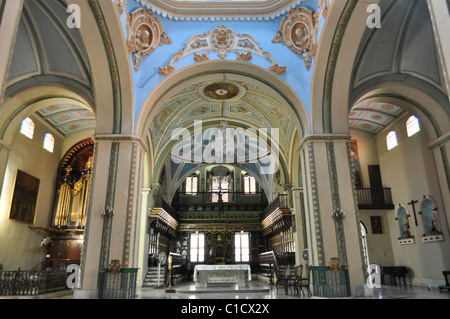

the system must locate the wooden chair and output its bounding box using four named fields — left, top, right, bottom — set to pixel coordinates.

left=298, top=265, right=311, bottom=297
left=290, top=264, right=303, bottom=295
left=275, top=267, right=292, bottom=295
